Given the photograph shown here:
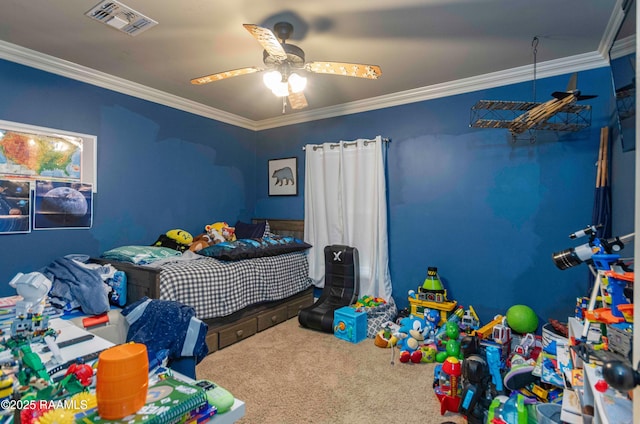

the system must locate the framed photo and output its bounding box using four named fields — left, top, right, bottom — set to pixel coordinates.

left=268, top=157, right=298, bottom=196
